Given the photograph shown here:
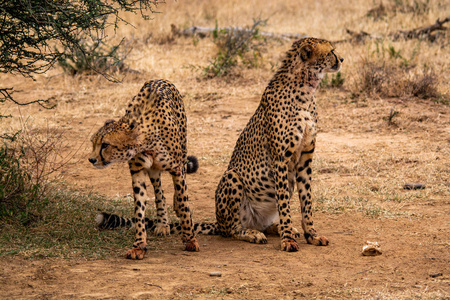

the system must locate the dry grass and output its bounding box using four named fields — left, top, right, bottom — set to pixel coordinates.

left=1, top=1, right=447, bottom=125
